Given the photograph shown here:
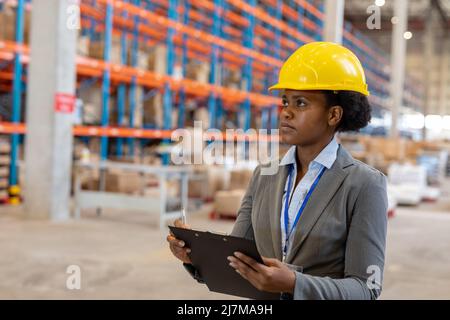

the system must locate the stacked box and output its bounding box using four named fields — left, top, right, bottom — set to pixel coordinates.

left=78, top=84, right=102, bottom=125
left=142, top=45, right=166, bottom=127
left=0, top=138, right=10, bottom=201
left=213, top=189, right=246, bottom=217
left=223, top=69, right=241, bottom=90
left=0, top=4, right=31, bottom=43
left=143, top=94, right=163, bottom=128
left=77, top=35, right=90, bottom=57
left=229, top=169, right=253, bottom=190
left=144, top=44, right=167, bottom=73
left=188, top=165, right=230, bottom=199
left=88, top=34, right=122, bottom=65
left=185, top=60, right=210, bottom=84
left=193, top=107, right=209, bottom=129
